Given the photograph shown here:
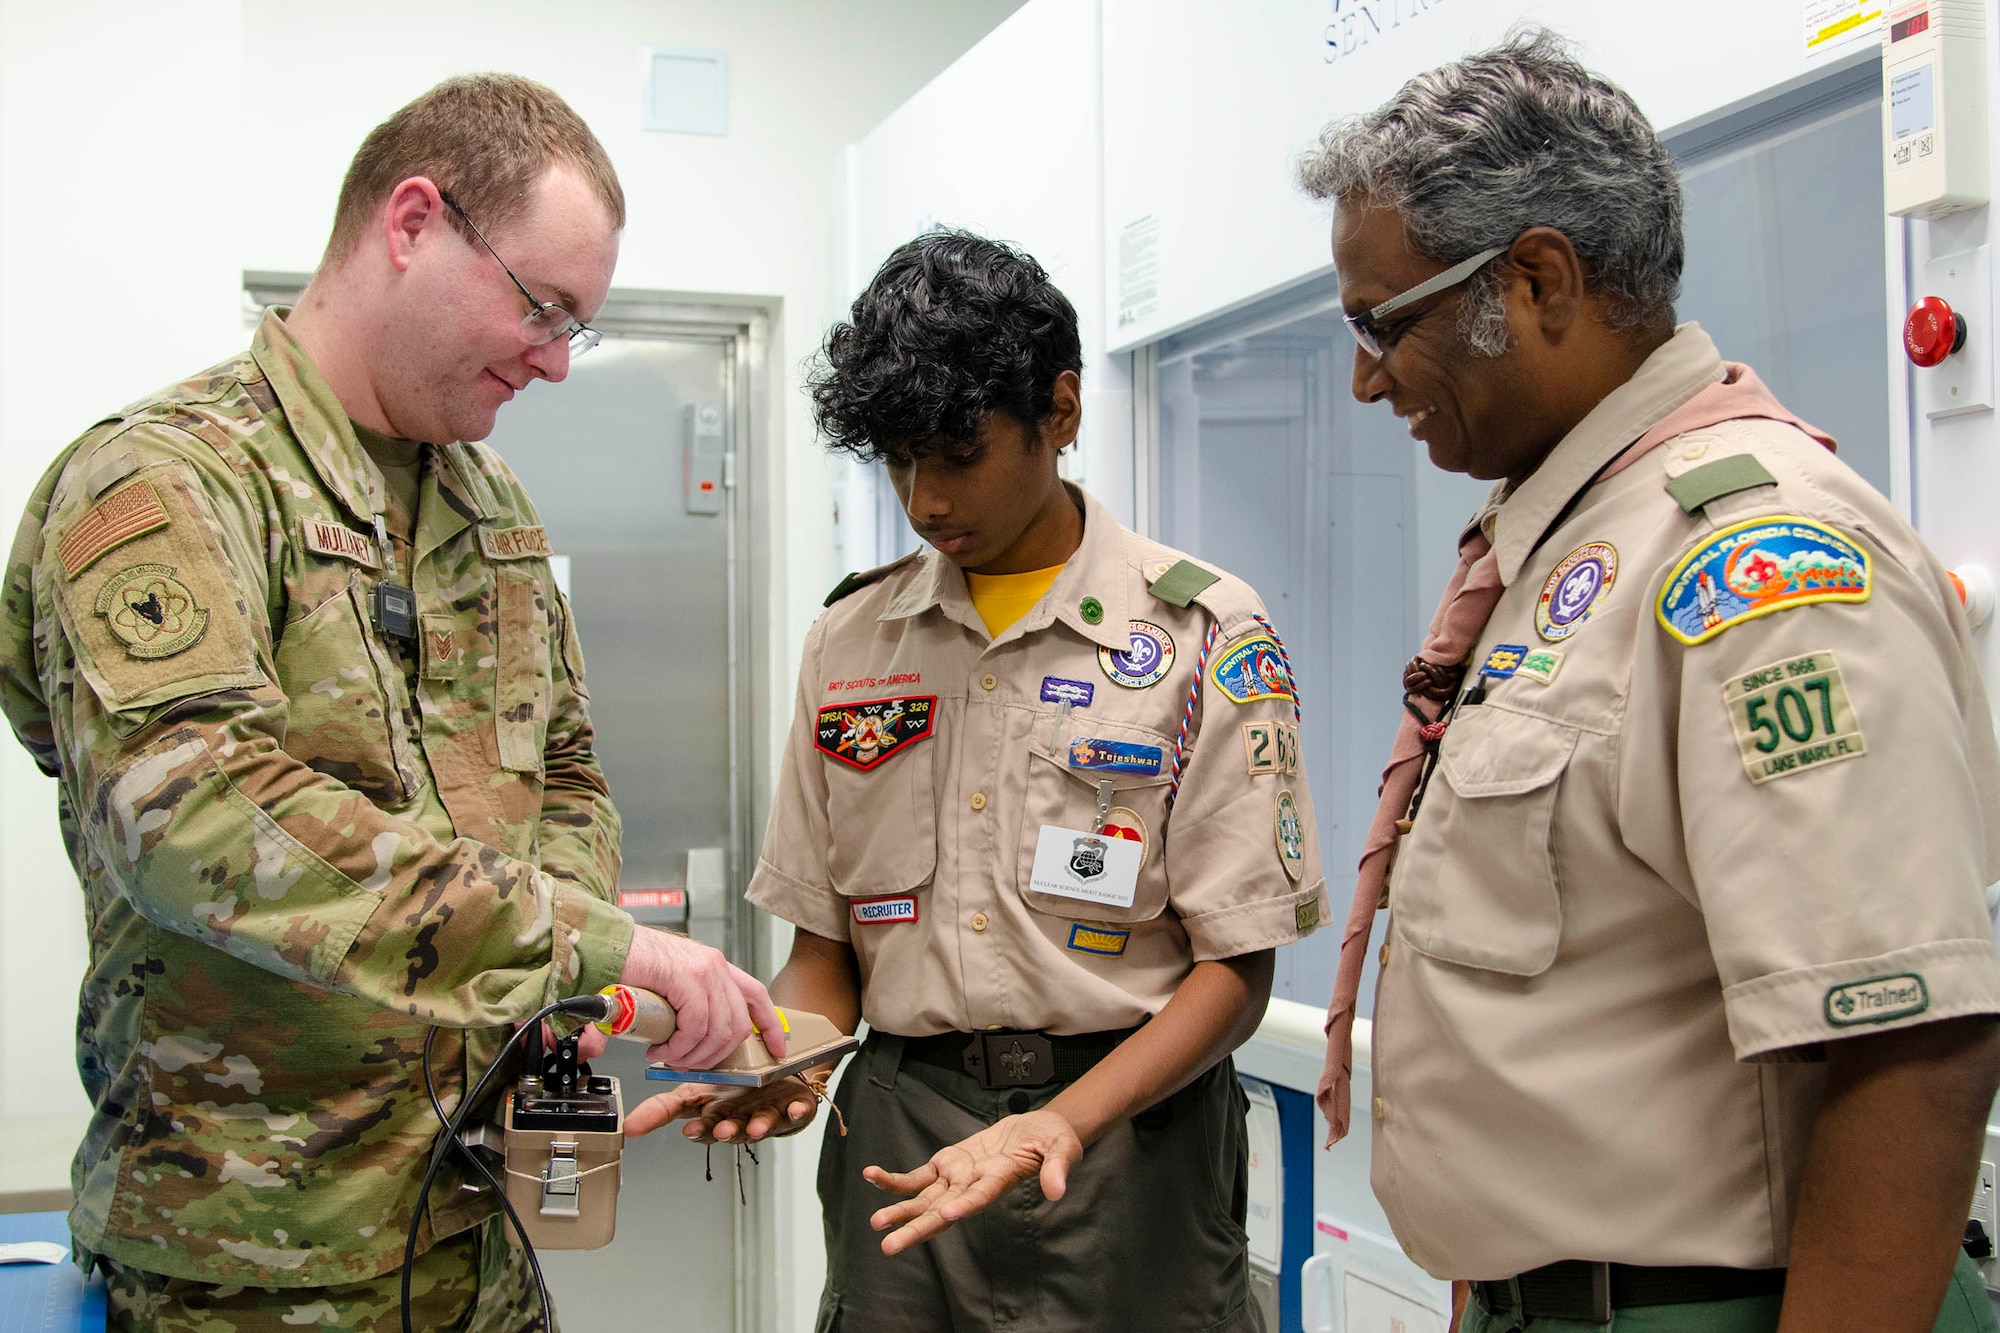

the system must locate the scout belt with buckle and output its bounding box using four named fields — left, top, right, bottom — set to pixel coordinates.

left=1471, top=1261, right=1786, bottom=1321
left=962, top=1032, right=1057, bottom=1088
